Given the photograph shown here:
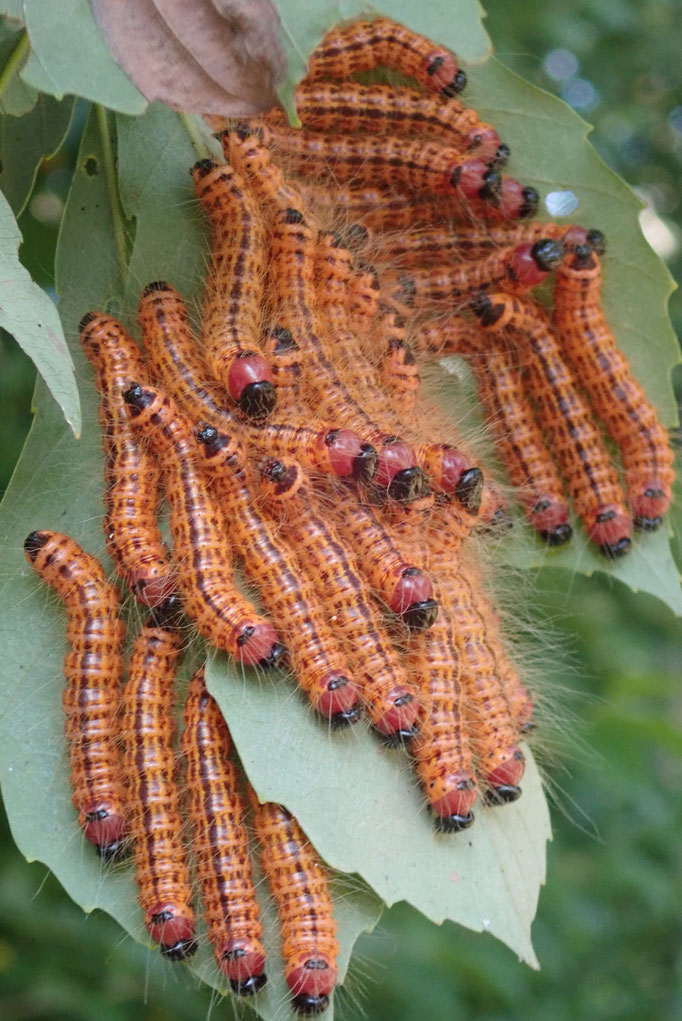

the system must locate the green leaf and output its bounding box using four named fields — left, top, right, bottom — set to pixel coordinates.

left=274, top=0, right=492, bottom=118
left=20, top=0, right=147, bottom=115
left=0, top=3, right=23, bottom=21
left=0, top=187, right=80, bottom=436
left=0, top=25, right=36, bottom=116
left=208, top=654, right=551, bottom=967
left=0, top=93, right=74, bottom=216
